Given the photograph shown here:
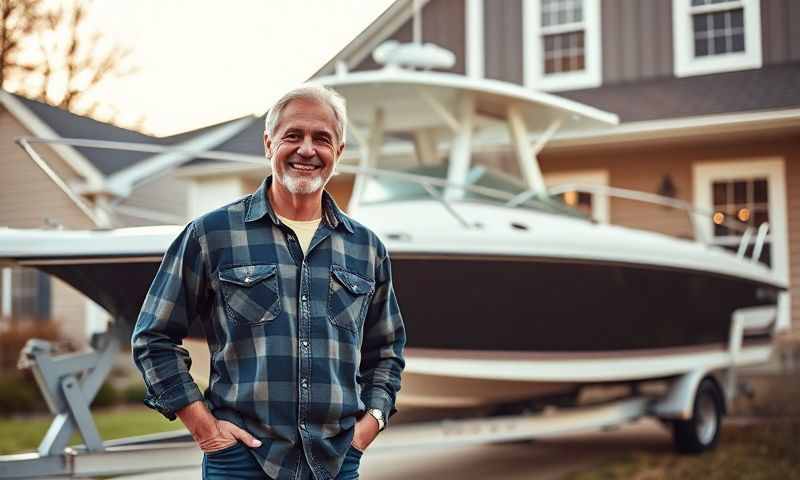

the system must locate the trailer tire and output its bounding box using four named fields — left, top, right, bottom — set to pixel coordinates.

left=672, top=378, right=723, bottom=454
